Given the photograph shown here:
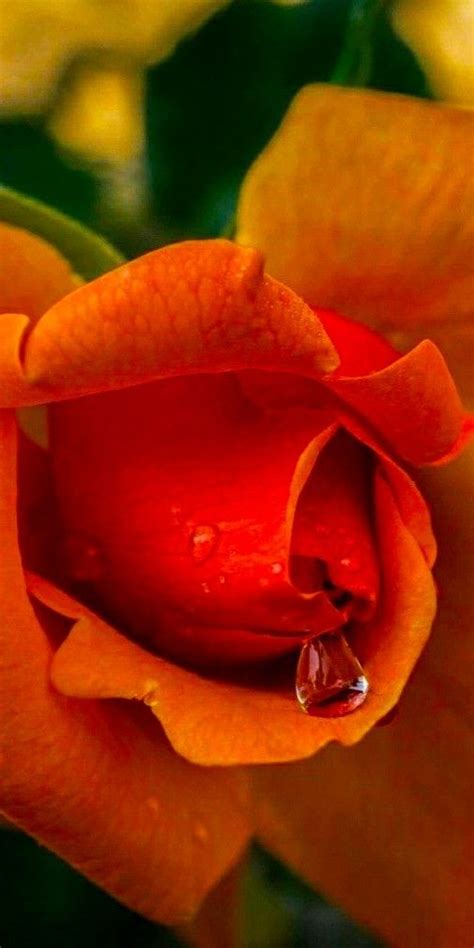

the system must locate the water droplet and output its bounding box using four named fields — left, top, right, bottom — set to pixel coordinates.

left=295, top=632, right=369, bottom=717
left=271, top=562, right=283, bottom=575
left=189, top=524, right=220, bottom=564
left=63, top=532, right=104, bottom=582
left=218, top=574, right=226, bottom=585
left=146, top=796, right=160, bottom=813
left=201, top=582, right=211, bottom=594
left=193, top=820, right=209, bottom=843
